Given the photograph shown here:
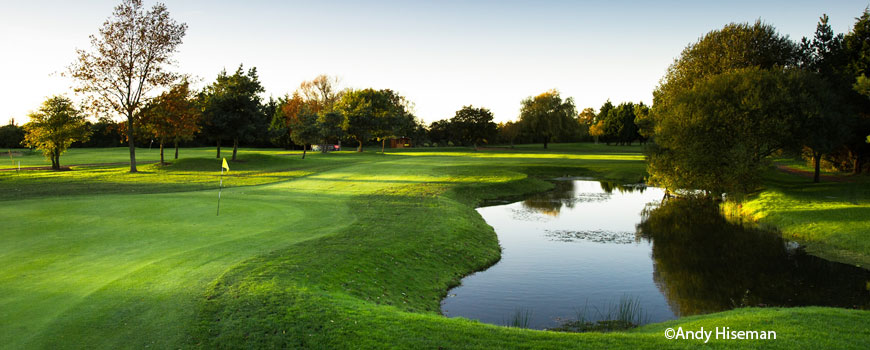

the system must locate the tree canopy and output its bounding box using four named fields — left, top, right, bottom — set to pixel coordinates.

left=200, top=65, right=265, bottom=160
left=647, top=67, right=835, bottom=197
left=518, top=90, right=577, bottom=149
left=139, top=79, right=200, bottom=164
left=23, top=96, right=91, bottom=170
left=449, top=105, right=497, bottom=149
